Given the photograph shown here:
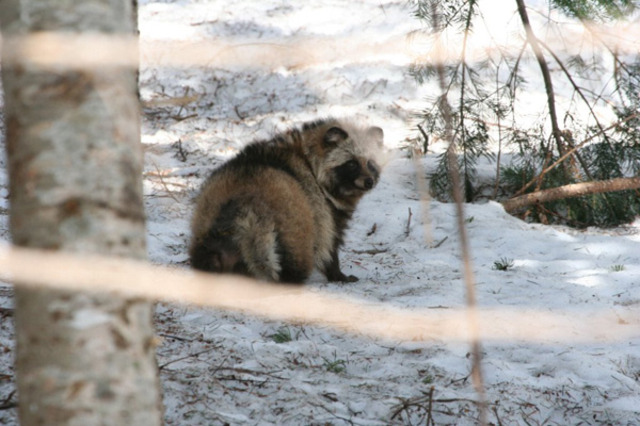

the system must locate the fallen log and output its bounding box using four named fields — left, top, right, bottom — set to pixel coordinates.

left=502, top=176, right=640, bottom=212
